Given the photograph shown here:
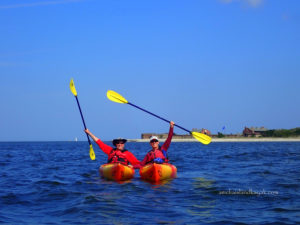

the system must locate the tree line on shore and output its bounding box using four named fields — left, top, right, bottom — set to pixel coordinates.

left=260, top=127, right=300, bottom=137
left=217, top=127, right=300, bottom=138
